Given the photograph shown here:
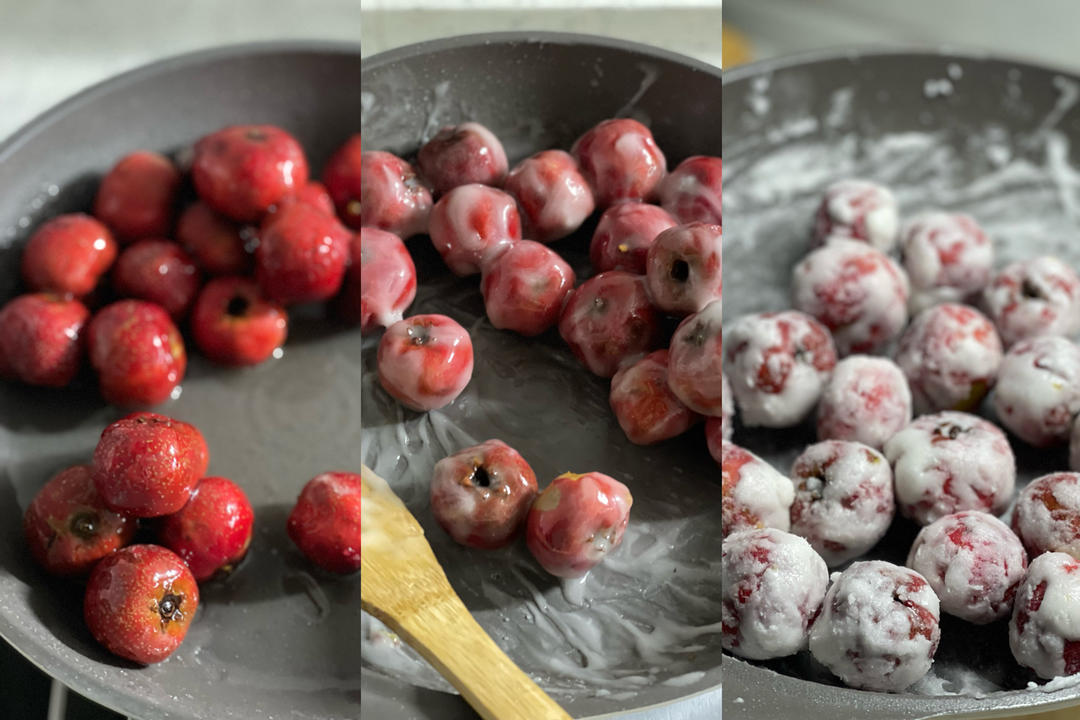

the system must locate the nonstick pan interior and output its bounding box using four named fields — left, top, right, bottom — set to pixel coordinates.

left=723, top=48, right=1080, bottom=720
left=361, top=32, right=722, bottom=720
left=0, top=43, right=363, bottom=720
